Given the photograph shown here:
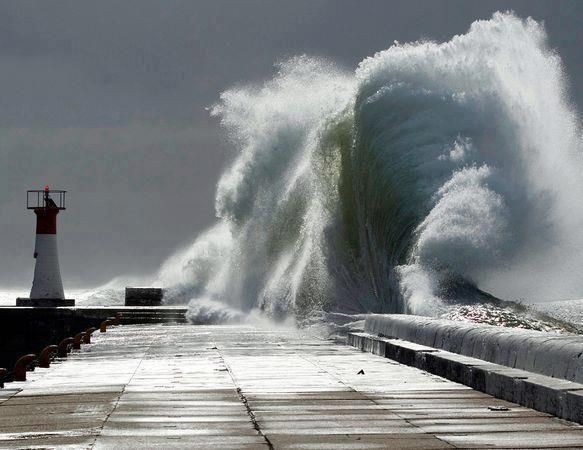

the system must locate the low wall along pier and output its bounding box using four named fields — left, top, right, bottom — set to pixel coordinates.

left=0, top=305, right=187, bottom=381
left=0, top=287, right=173, bottom=375
left=365, top=314, right=583, bottom=382
left=349, top=314, right=583, bottom=424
